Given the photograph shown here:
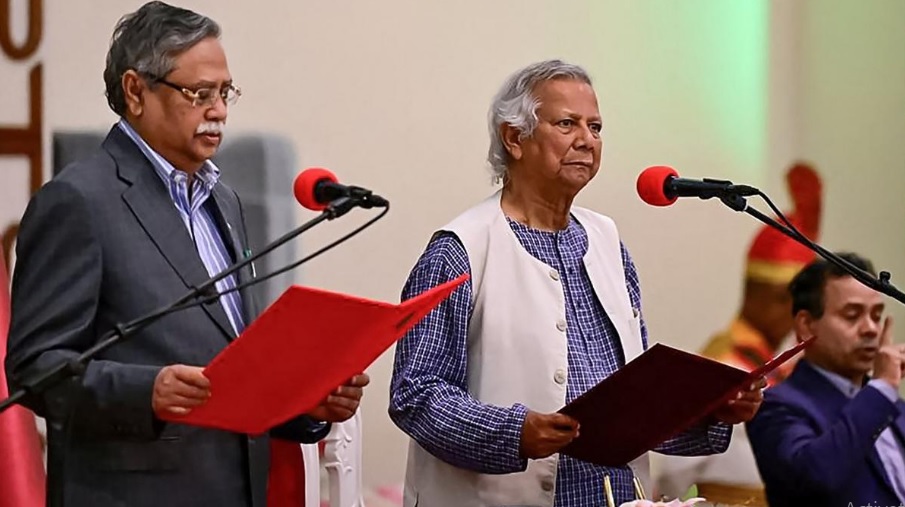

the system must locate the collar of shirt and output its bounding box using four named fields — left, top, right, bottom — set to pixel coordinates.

left=117, top=119, right=221, bottom=194
left=504, top=214, right=588, bottom=259
left=809, top=361, right=863, bottom=398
